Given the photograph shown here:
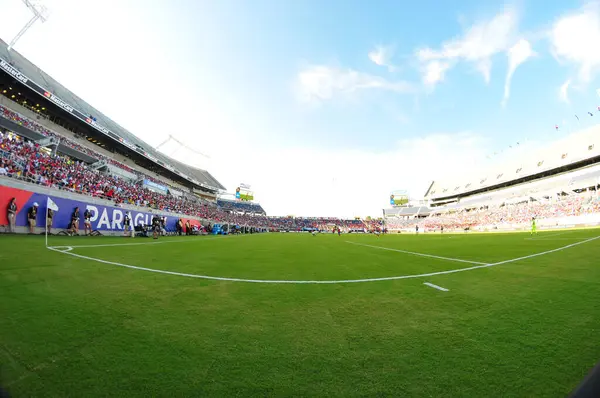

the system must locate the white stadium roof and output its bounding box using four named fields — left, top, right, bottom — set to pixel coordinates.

left=426, top=124, right=600, bottom=200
